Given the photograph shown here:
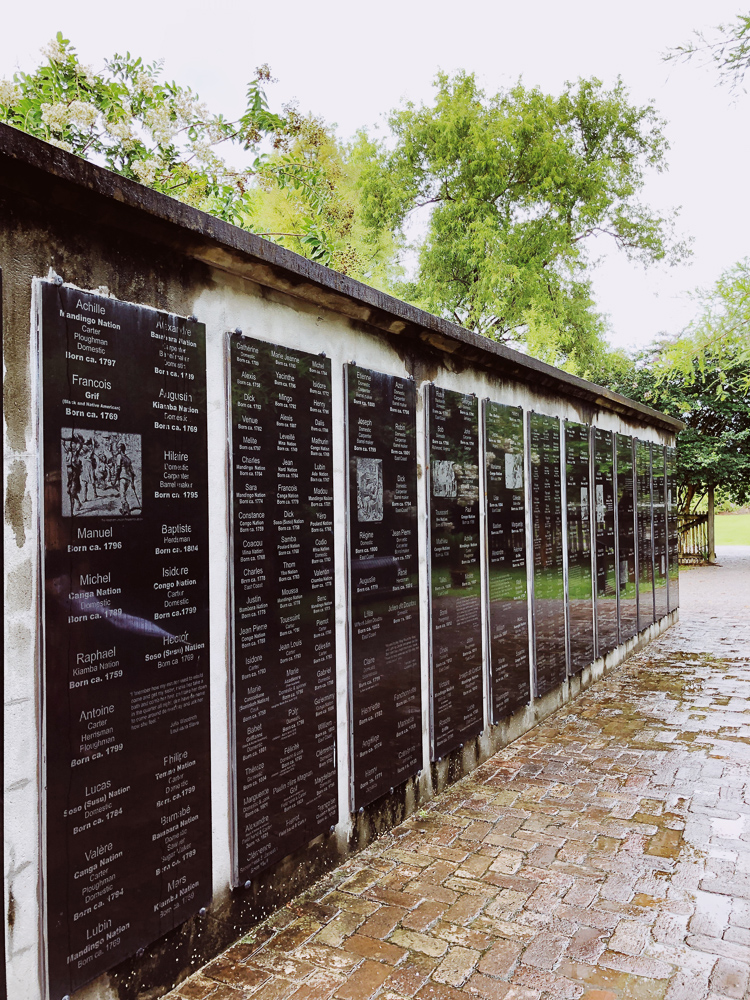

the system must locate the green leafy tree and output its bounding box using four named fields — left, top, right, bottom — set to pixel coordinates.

left=666, top=11, right=750, bottom=90
left=605, top=345, right=750, bottom=513
left=353, top=72, right=688, bottom=368
left=0, top=33, right=381, bottom=271
left=249, top=121, right=401, bottom=281
left=660, top=259, right=750, bottom=393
